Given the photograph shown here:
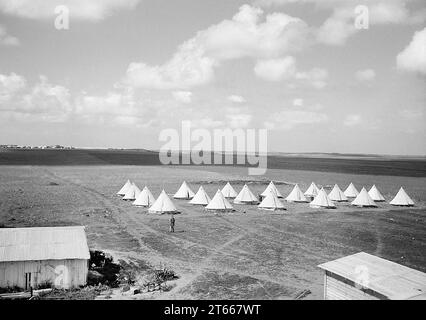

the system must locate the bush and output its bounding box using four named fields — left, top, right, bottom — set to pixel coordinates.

left=0, top=286, right=23, bottom=294
left=153, top=265, right=178, bottom=283
left=40, top=285, right=110, bottom=300
left=89, top=250, right=121, bottom=287
left=117, top=267, right=137, bottom=286
left=36, top=280, right=53, bottom=290
left=161, top=283, right=175, bottom=292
